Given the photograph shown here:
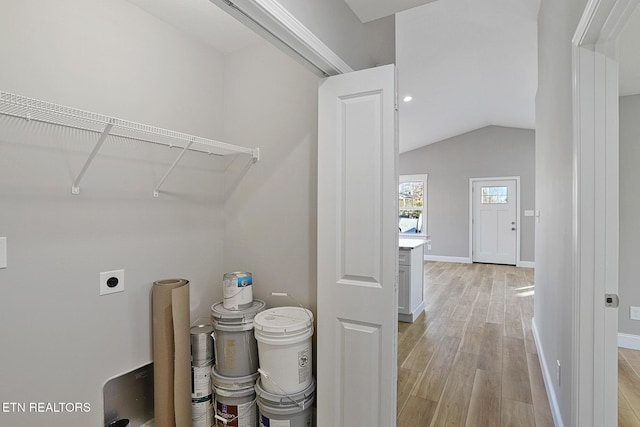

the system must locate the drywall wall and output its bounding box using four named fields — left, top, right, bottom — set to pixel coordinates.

left=0, top=1, right=228, bottom=425
left=619, top=94, right=640, bottom=337
left=276, top=0, right=395, bottom=70
left=399, top=126, right=535, bottom=263
left=535, top=0, right=589, bottom=424
left=222, top=42, right=319, bottom=314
